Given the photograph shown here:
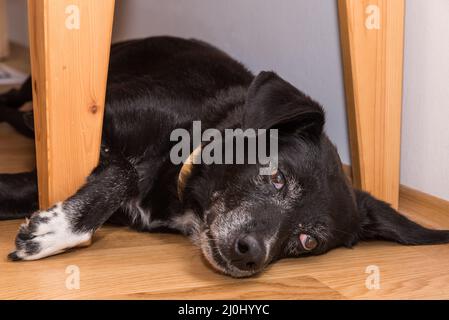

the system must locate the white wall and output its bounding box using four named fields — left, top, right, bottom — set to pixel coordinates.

left=401, top=0, right=449, bottom=200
